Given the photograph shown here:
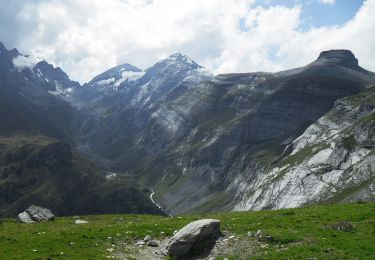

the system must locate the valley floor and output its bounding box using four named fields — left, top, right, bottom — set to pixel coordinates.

left=0, top=202, right=374, bottom=259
